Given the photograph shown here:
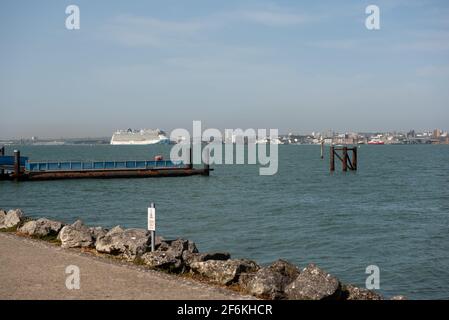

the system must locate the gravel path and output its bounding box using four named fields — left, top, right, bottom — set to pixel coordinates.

left=0, top=232, right=255, bottom=300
